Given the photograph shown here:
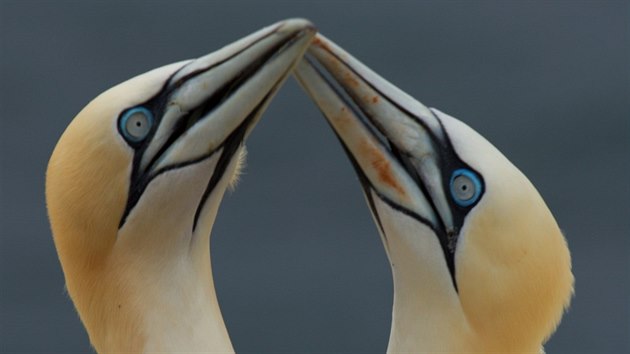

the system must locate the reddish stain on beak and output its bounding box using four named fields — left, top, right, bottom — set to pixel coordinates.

left=359, top=139, right=406, bottom=197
